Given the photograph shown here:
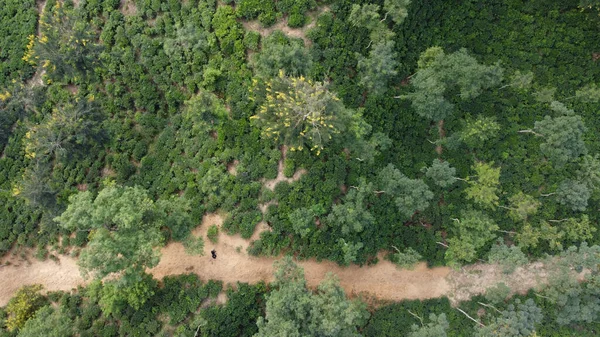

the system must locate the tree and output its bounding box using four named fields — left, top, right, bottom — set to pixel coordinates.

left=383, top=0, right=412, bottom=24
left=505, top=192, right=540, bottom=222
left=327, top=187, right=375, bottom=235
left=574, top=83, right=600, bottom=102
left=23, top=100, right=104, bottom=161
left=424, top=159, right=457, bottom=188
left=389, top=246, right=422, bottom=270
left=17, top=306, right=73, bottom=337
left=400, top=47, right=503, bottom=121
left=499, top=70, right=534, bottom=91
left=250, top=71, right=362, bottom=155
left=255, top=257, right=369, bottom=337
left=541, top=243, right=600, bottom=326
left=521, top=113, right=587, bottom=167
left=516, top=216, right=595, bottom=251
left=408, top=313, right=449, bottom=337
left=577, top=154, right=600, bottom=193
left=378, top=164, right=433, bottom=218
left=555, top=179, right=590, bottom=211
left=289, top=204, right=325, bottom=238
left=445, top=210, right=498, bottom=267
left=465, top=162, right=501, bottom=210
left=23, top=1, right=103, bottom=81
left=475, top=299, right=543, bottom=337
left=252, top=31, right=312, bottom=78
left=356, top=40, right=398, bottom=96
left=487, top=240, right=528, bottom=273
left=54, top=184, right=195, bottom=279
left=457, top=116, right=501, bottom=149
left=4, top=285, right=47, bottom=332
